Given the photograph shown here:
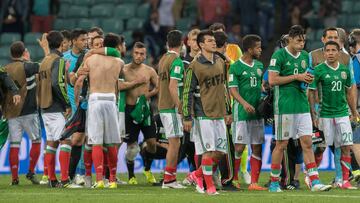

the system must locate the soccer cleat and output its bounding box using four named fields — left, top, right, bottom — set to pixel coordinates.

left=104, top=179, right=109, bottom=188
left=248, top=183, right=267, bottom=191
left=128, top=177, right=138, bottom=185
left=182, top=173, right=194, bottom=186
left=84, top=176, right=92, bottom=188
left=92, top=180, right=105, bottom=189
left=269, top=182, right=283, bottom=192
left=311, top=183, right=332, bottom=192
left=108, top=182, right=117, bottom=189
left=73, top=174, right=85, bottom=185
left=58, top=180, right=83, bottom=188
left=213, top=172, right=222, bottom=190
left=162, top=181, right=187, bottom=189
left=353, top=170, right=360, bottom=182
left=48, top=180, right=59, bottom=188
left=331, top=179, right=342, bottom=188
left=10, top=179, right=19, bottom=186
left=116, top=177, right=128, bottom=185
left=40, top=175, right=49, bottom=185
left=341, top=181, right=357, bottom=190
left=143, top=170, right=156, bottom=184
left=241, top=171, right=251, bottom=184
left=189, top=171, right=204, bottom=193
left=304, top=175, right=311, bottom=189
left=232, top=180, right=241, bottom=189
left=26, top=172, right=40, bottom=185
left=206, top=186, right=219, bottom=195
